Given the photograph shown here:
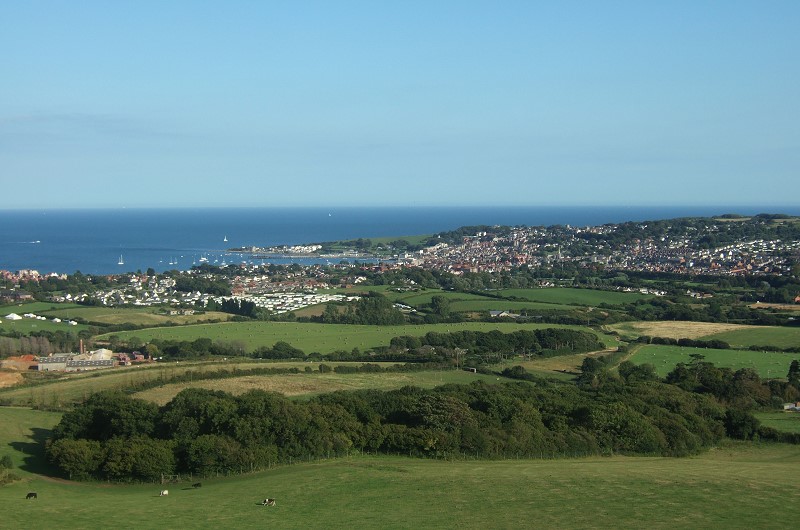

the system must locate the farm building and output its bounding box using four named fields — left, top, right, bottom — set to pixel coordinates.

left=37, top=355, right=71, bottom=372
left=66, top=359, right=115, bottom=372
left=37, top=352, right=117, bottom=372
